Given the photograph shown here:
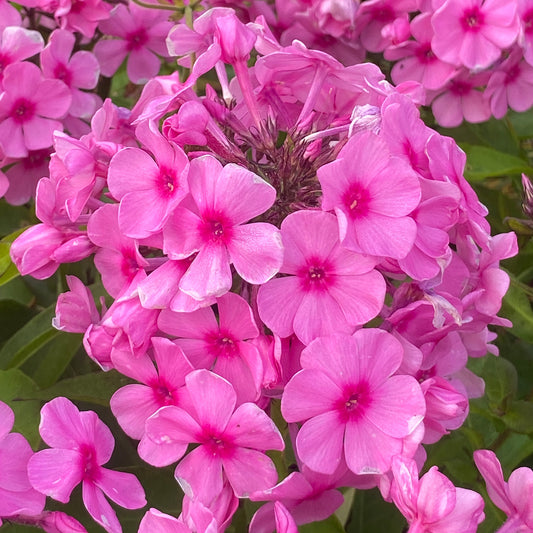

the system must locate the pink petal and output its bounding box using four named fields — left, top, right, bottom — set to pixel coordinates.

left=27, top=449, right=83, bottom=503
left=93, top=39, right=128, bottom=77
left=127, top=48, right=161, bottom=84
left=226, top=403, right=284, bottom=450
left=158, top=305, right=217, bottom=339
left=218, top=292, right=258, bottom=340
left=175, top=445, right=224, bottom=505
left=0, top=433, right=34, bottom=491
left=227, top=223, right=283, bottom=285
left=82, top=481, right=121, bottom=533
left=417, top=467, right=457, bottom=522
left=138, top=433, right=189, bottom=468
left=23, top=116, right=63, bottom=151
left=95, top=467, right=146, bottom=509
left=0, top=401, right=14, bottom=438
left=152, top=337, right=194, bottom=388
left=139, top=509, right=189, bottom=533
left=473, top=450, right=513, bottom=514
left=296, top=411, right=345, bottom=475
left=223, top=447, right=279, bottom=497
left=186, top=369, right=236, bottom=432
left=34, top=79, right=72, bottom=118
